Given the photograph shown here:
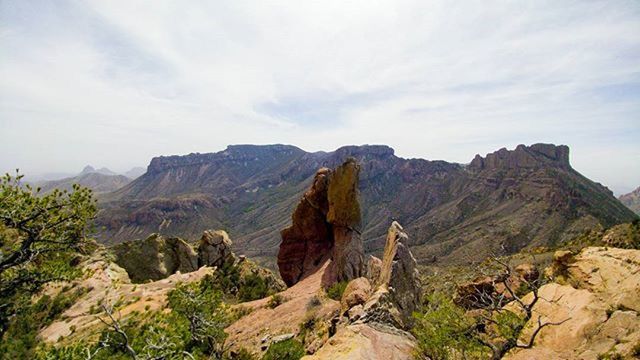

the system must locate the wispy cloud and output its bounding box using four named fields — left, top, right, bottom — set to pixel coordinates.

left=1, top=0, right=639, bottom=193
